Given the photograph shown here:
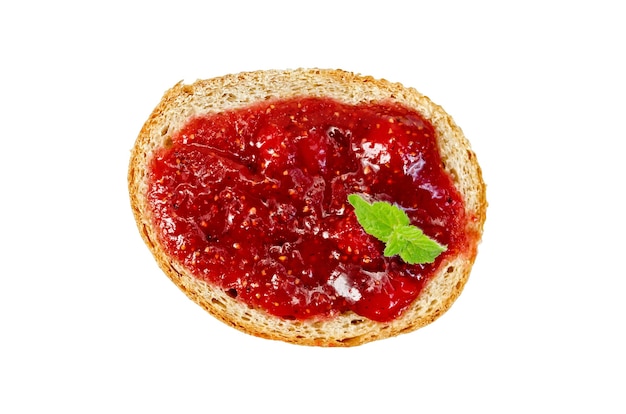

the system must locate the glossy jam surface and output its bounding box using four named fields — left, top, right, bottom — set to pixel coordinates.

left=147, top=97, right=468, bottom=322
